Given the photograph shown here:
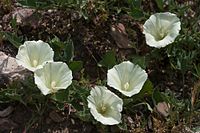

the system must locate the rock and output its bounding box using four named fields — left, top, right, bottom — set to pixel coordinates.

left=154, top=102, right=170, bottom=117
left=2, top=7, right=38, bottom=29
left=12, top=8, right=35, bottom=23
left=110, top=23, right=132, bottom=49
left=0, top=51, right=30, bottom=83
